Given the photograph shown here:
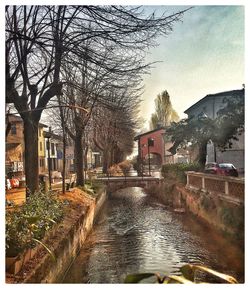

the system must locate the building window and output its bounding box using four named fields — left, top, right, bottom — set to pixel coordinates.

left=11, top=123, right=17, bottom=135
left=40, top=141, right=43, bottom=151
left=51, top=143, right=55, bottom=155
left=39, top=128, right=41, bottom=137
